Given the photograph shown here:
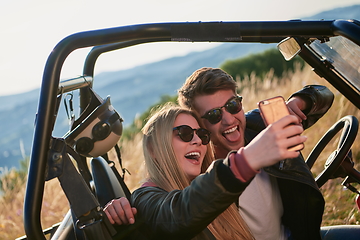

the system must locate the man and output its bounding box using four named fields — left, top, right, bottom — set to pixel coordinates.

left=177, top=67, right=332, bottom=240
